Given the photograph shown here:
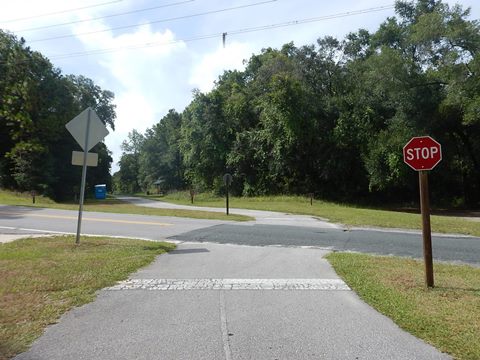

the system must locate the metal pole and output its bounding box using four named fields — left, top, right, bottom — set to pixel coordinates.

left=419, top=171, right=434, bottom=288
left=226, top=183, right=229, bottom=215
left=75, top=108, right=91, bottom=245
